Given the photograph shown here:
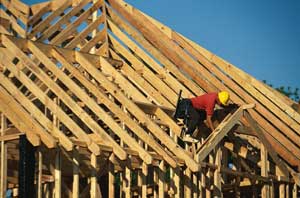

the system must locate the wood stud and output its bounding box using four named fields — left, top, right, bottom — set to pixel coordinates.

left=0, top=0, right=299, bottom=197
